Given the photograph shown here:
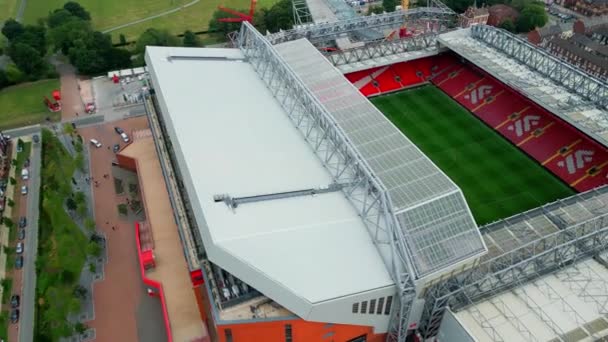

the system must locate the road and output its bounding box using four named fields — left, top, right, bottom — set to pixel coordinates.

left=18, top=133, right=41, bottom=342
